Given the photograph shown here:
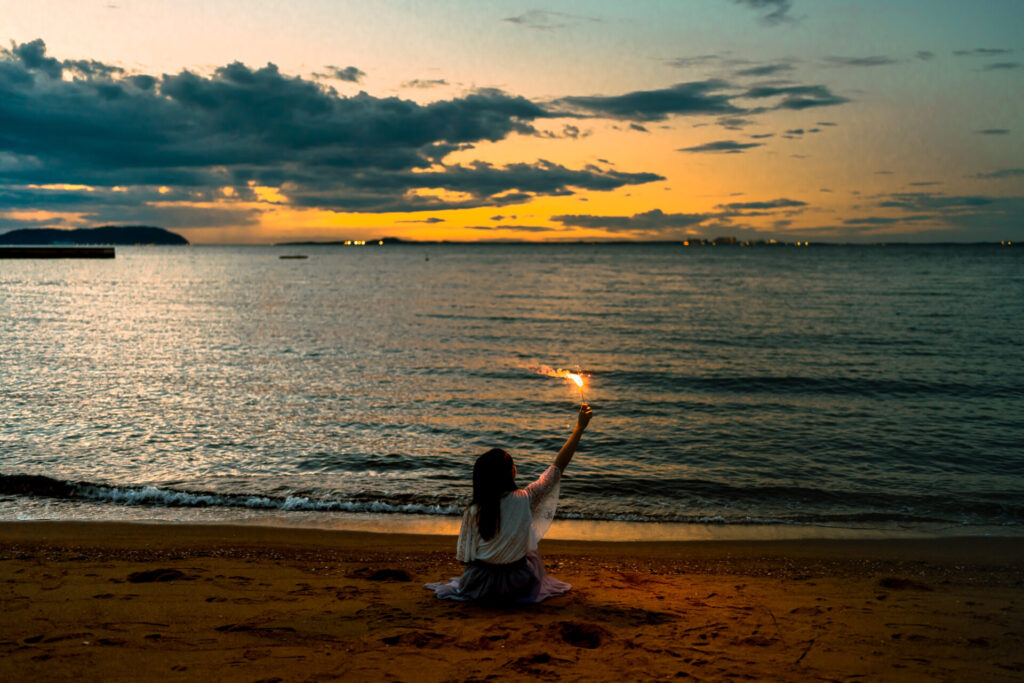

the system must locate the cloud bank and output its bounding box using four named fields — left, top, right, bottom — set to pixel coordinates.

left=0, top=39, right=664, bottom=228
left=733, top=0, right=794, bottom=25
